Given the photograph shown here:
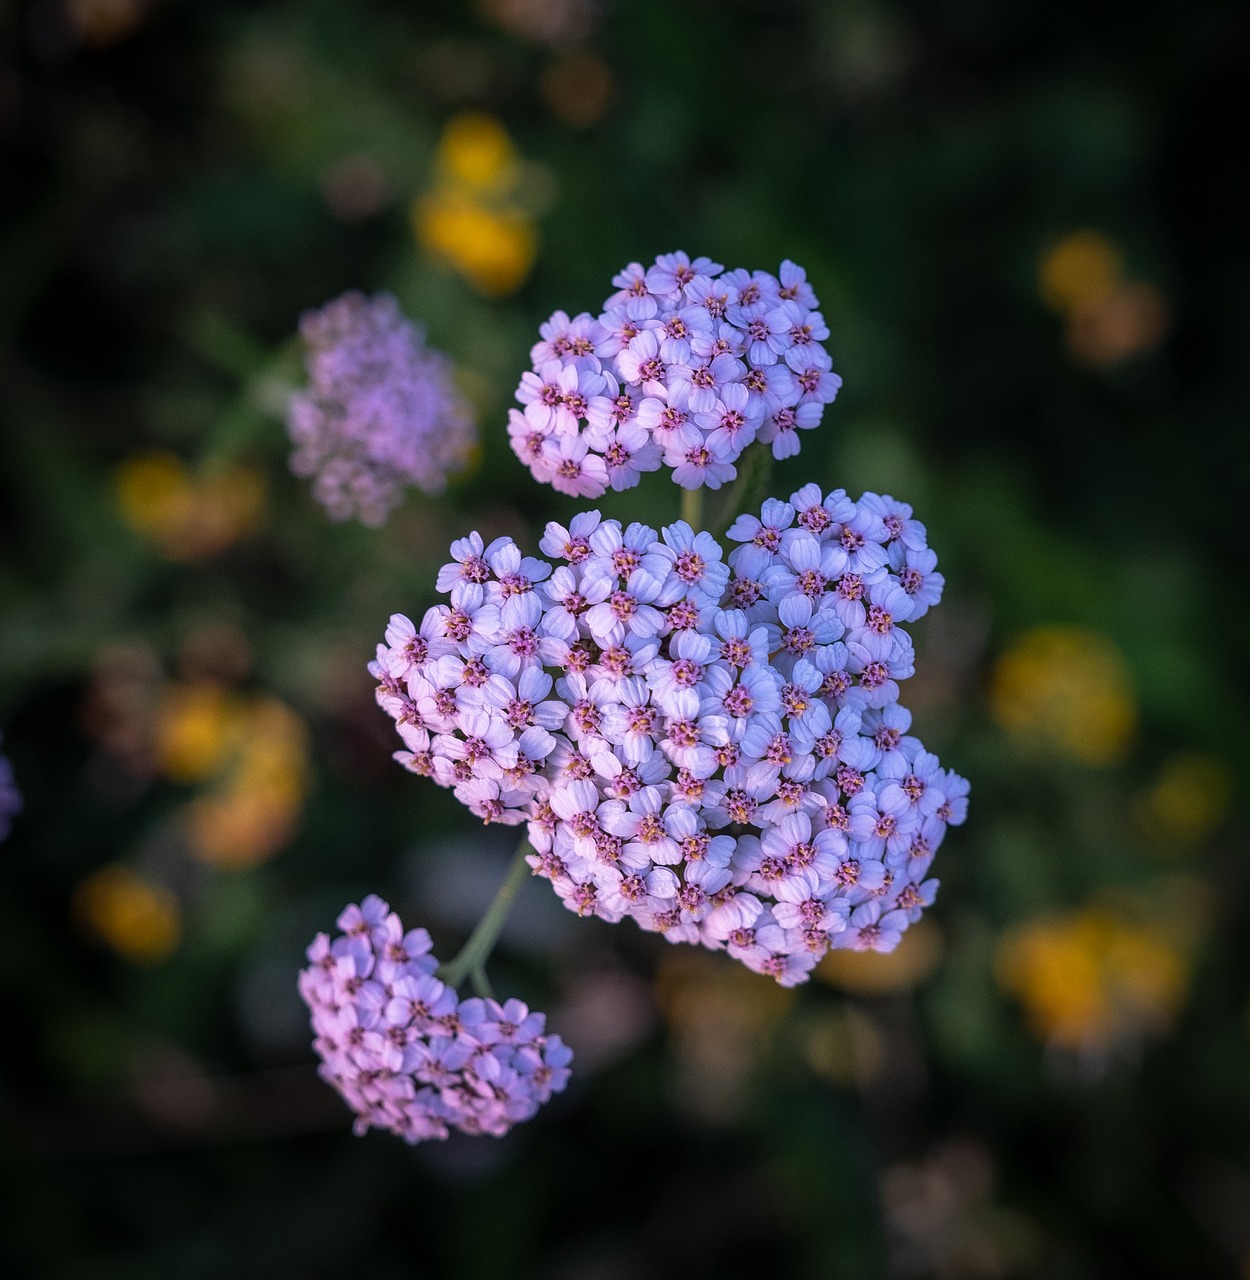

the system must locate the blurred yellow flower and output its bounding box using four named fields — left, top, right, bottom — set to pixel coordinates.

left=154, top=681, right=245, bottom=784
left=414, top=113, right=540, bottom=297
left=435, top=112, right=519, bottom=195
left=995, top=904, right=1190, bottom=1053
left=816, top=917, right=943, bottom=995
left=116, top=451, right=265, bottom=562
left=1038, top=230, right=1123, bottom=315
left=1137, top=752, right=1231, bottom=849
left=989, top=626, right=1137, bottom=766
left=1038, top=230, right=1169, bottom=367
left=182, top=696, right=311, bottom=869
left=414, top=190, right=537, bottom=298
left=74, top=864, right=181, bottom=964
